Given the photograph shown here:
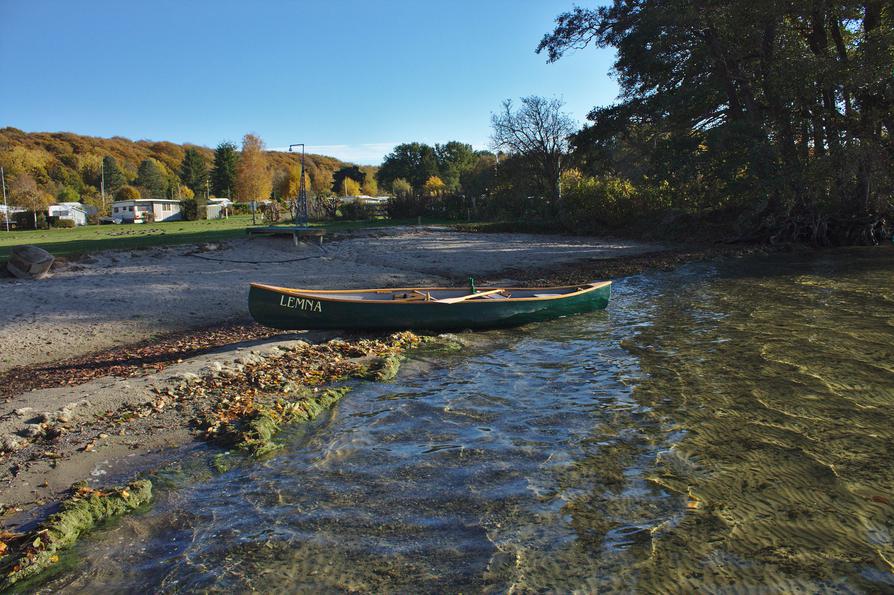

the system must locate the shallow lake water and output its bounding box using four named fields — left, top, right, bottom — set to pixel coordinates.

left=34, top=247, right=894, bottom=593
